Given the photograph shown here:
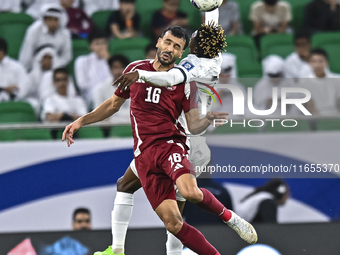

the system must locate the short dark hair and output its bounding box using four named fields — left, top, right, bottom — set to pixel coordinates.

left=161, top=26, right=189, bottom=50
left=73, top=208, right=91, bottom=221
left=145, top=42, right=157, bottom=55
left=88, top=30, right=107, bottom=44
left=0, top=38, right=8, bottom=55
left=263, top=0, right=279, bottom=6
left=294, top=31, right=311, bottom=44
left=310, top=48, right=329, bottom=61
left=108, top=54, right=130, bottom=68
left=53, top=67, right=69, bottom=80
left=120, top=0, right=135, bottom=3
